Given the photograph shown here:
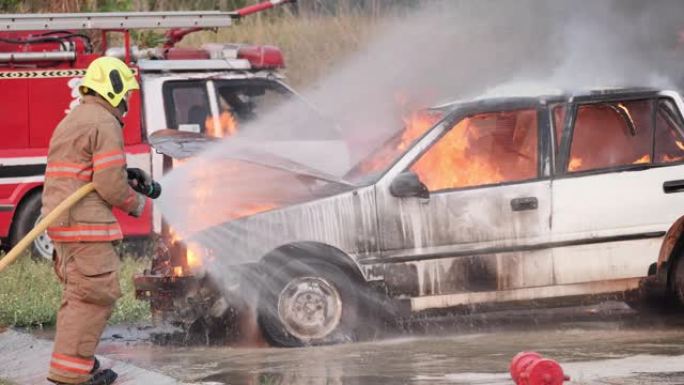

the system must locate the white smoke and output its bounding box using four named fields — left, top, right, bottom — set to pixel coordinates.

left=234, top=0, right=684, bottom=169
left=158, top=0, right=684, bottom=240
